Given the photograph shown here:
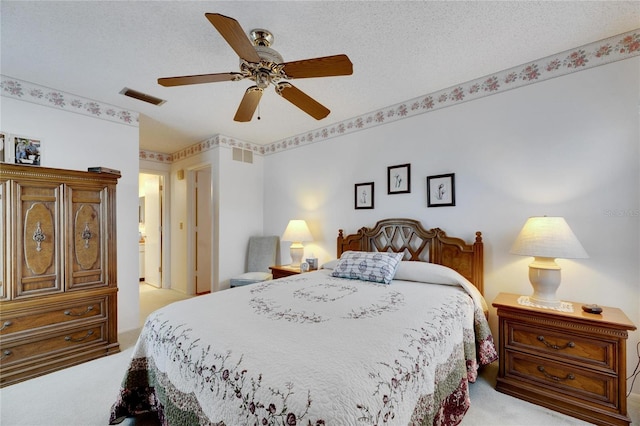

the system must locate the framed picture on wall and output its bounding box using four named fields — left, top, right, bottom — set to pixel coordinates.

left=13, top=135, right=41, bottom=166
left=427, top=173, right=455, bottom=207
left=387, top=163, right=410, bottom=194
left=355, top=182, right=374, bottom=209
